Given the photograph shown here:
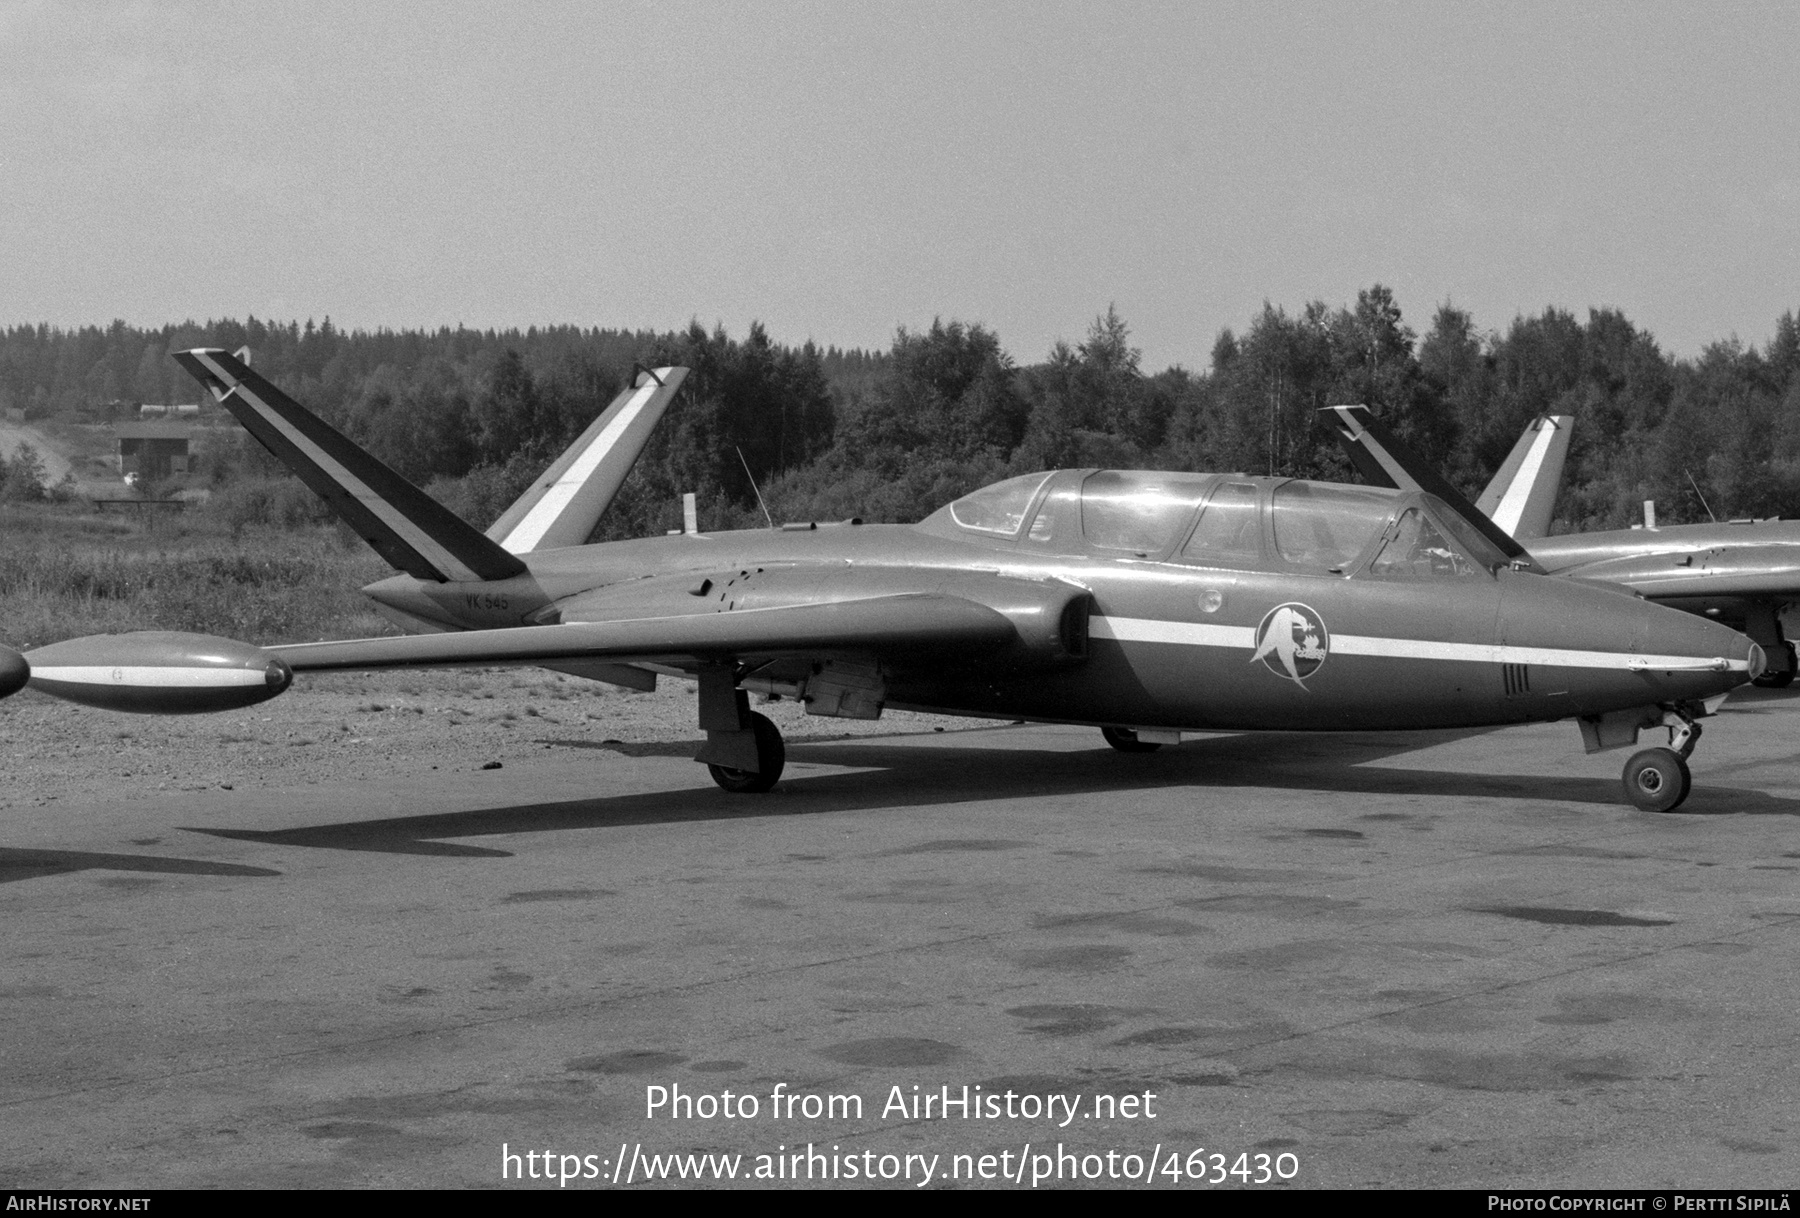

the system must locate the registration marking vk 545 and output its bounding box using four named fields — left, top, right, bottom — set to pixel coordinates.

left=1091, top=616, right=1746, bottom=673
